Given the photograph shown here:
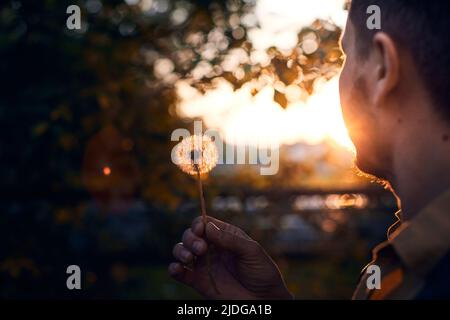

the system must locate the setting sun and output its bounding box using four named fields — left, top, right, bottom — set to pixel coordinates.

left=174, top=0, right=353, bottom=152
left=176, top=75, right=354, bottom=151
